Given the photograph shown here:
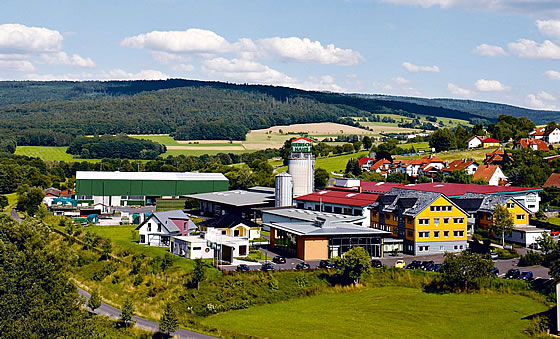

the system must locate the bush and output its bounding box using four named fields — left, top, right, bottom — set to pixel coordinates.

left=112, top=274, right=121, bottom=284
left=495, top=247, right=519, bottom=259
left=91, top=262, right=117, bottom=281
left=519, top=251, right=544, bottom=267
left=133, top=275, right=144, bottom=287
